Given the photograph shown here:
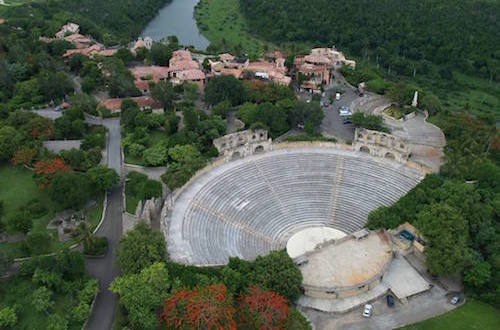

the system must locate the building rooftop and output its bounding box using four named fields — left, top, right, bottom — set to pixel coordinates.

left=300, top=231, right=392, bottom=289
